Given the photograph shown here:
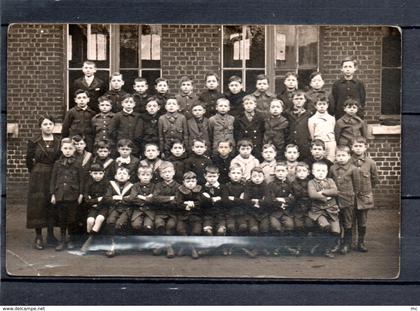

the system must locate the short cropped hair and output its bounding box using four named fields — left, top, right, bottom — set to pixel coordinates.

left=144, top=142, right=160, bottom=151
left=216, top=98, right=230, bottom=107
left=251, top=166, right=264, bottom=175
left=159, top=161, right=174, bottom=173
left=270, top=99, right=285, bottom=109
left=205, top=166, right=219, bottom=175
left=137, top=164, right=153, bottom=174
left=83, top=60, right=96, bottom=68
left=170, top=139, right=185, bottom=149
left=71, top=135, right=86, bottom=143
left=336, top=145, right=351, bottom=155
left=155, top=77, right=168, bottom=85
left=205, top=72, right=219, bottom=81
left=343, top=98, right=361, bottom=109
left=183, top=171, right=197, bottom=180
left=312, top=161, right=328, bottom=170
left=341, top=56, right=358, bottom=67
left=237, top=139, right=253, bottom=149
left=315, top=96, right=329, bottom=104
left=262, top=143, right=276, bottom=152
left=217, top=139, right=234, bottom=148
left=110, top=72, right=123, bottom=79
left=90, top=163, right=105, bottom=172
left=74, top=89, right=89, bottom=98
left=292, top=90, right=306, bottom=98
left=116, top=166, right=130, bottom=175
left=179, top=76, right=193, bottom=85
left=352, top=137, right=367, bottom=145
left=61, top=137, right=74, bottom=145
left=134, top=77, right=148, bottom=84
left=309, top=71, right=323, bottom=82
left=242, top=95, right=257, bottom=103
left=146, top=96, right=159, bottom=104
left=296, top=162, right=310, bottom=170
left=311, top=139, right=326, bottom=150
left=256, top=74, right=269, bottom=82
left=228, top=75, right=242, bottom=83
left=191, top=101, right=206, bottom=110
left=121, top=94, right=134, bottom=102
left=192, top=138, right=207, bottom=147
left=98, top=96, right=111, bottom=104
left=117, top=139, right=134, bottom=149
left=285, top=143, right=299, bottom=152
left=229, top=162, right=243, bottom=173
left=275, top=161, right=288, bottom=169
left=95, top=139, right=111, bottom=151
